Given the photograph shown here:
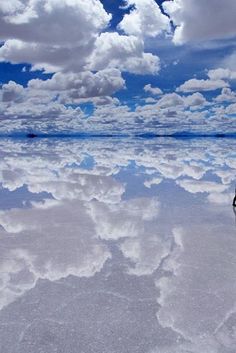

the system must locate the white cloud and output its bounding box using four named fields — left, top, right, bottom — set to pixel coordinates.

left=177, top=79, right=228, bottom=92
left=0, top=70, right=125, bottom=119
left=0, top=0, right=111, bottom=72
left=183, top=92, right=208, bottom=108
left=157, top=93, right=184, bottom=109
left=0, top=0, right=162, bottom=77
left=214, top=88, right=236, bottom=103
left=29, top=69, right=125, bottom=100
left=144, top=84, right=163, bottom=96
left=89, top=32, right=161, bottom=75
left=119, top=0, right=170, bottom=38
left=0, top=81, right=25, bottom=103
left=226, top=103, right=236, bottom=115
left=0, top=0, right=236, bottom=131
left=0, top=81, right=85, bottom=120
left=163, top=0, right=236, bottom=44
left=221, top=51, right=236, bottom=72
left=208, top=68, right=236, bottom=81
left=144, top=97, right=157, bottom=104
left=2, top=100, right=84, bottom=120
